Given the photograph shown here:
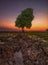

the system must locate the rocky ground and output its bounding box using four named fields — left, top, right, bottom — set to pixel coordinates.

left=0, top=33, right=48, bottom=65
